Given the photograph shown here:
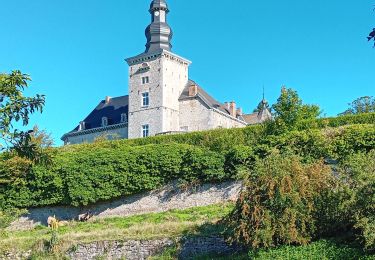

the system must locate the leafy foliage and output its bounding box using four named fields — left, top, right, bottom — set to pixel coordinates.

left=247, top=239, right=373, bottom=260
left=0, top=122, right=374, bottom=209
left=296, top=112, right=375, bottom=130
left=0, top=208, right=27, bottom=229
left=368, top=28, right=375, bottom=47
left=225, top=153, right=333, bottom=249
left=0, top=143, right=226, bottom=207
left=267, top=87, right=321, bottom=134
left=339, top=151, right=375, bottom=251
left=340, top=96, right=375, bottom=115
left=0, top=71, right=45, bottom=156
